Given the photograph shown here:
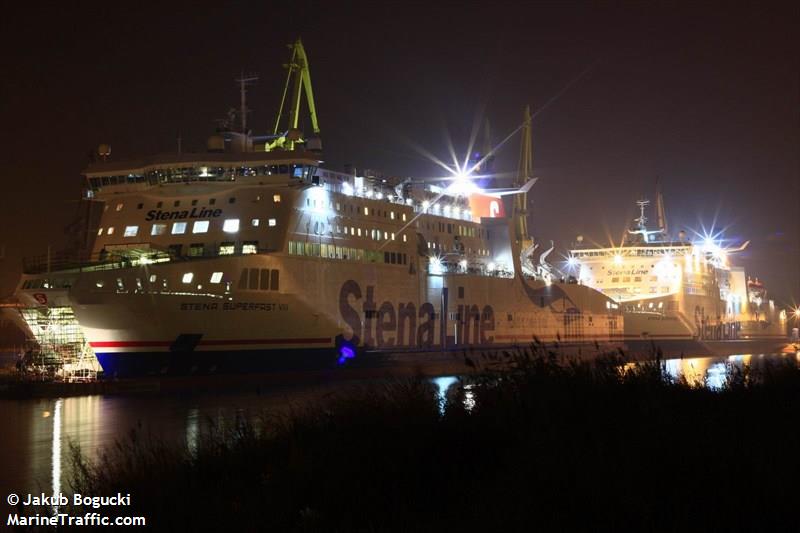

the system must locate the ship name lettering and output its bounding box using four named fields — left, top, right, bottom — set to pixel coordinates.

left=180, top=302, right=219, bottom=311
left=179, top=302, right=288, bottom=312
left=145, top=207, right=223, bottom=222
left=339, top=280, right=494, bottom=348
